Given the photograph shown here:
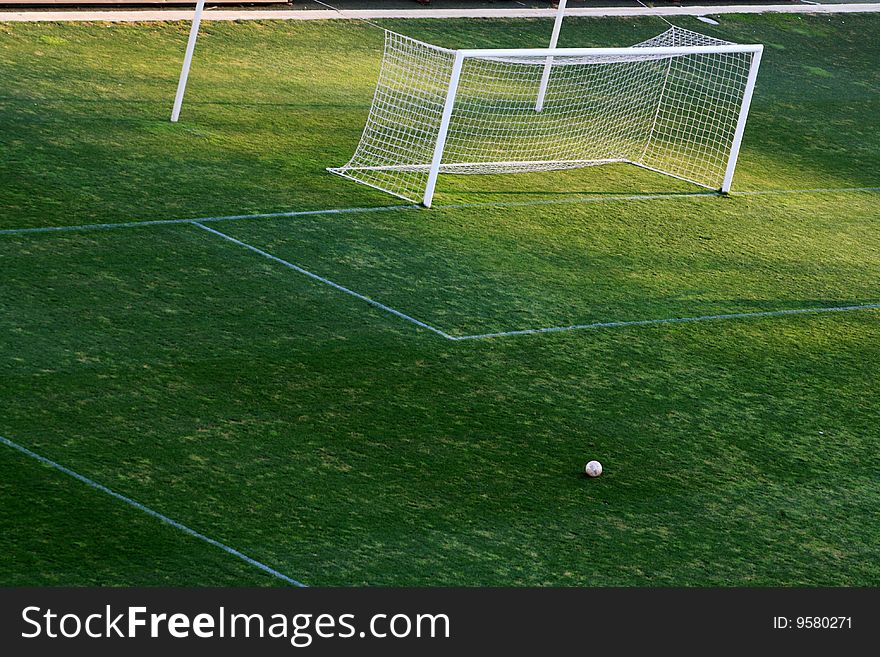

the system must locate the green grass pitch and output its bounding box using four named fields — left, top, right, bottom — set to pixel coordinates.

left=1, top=13, right=878, bottom=586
